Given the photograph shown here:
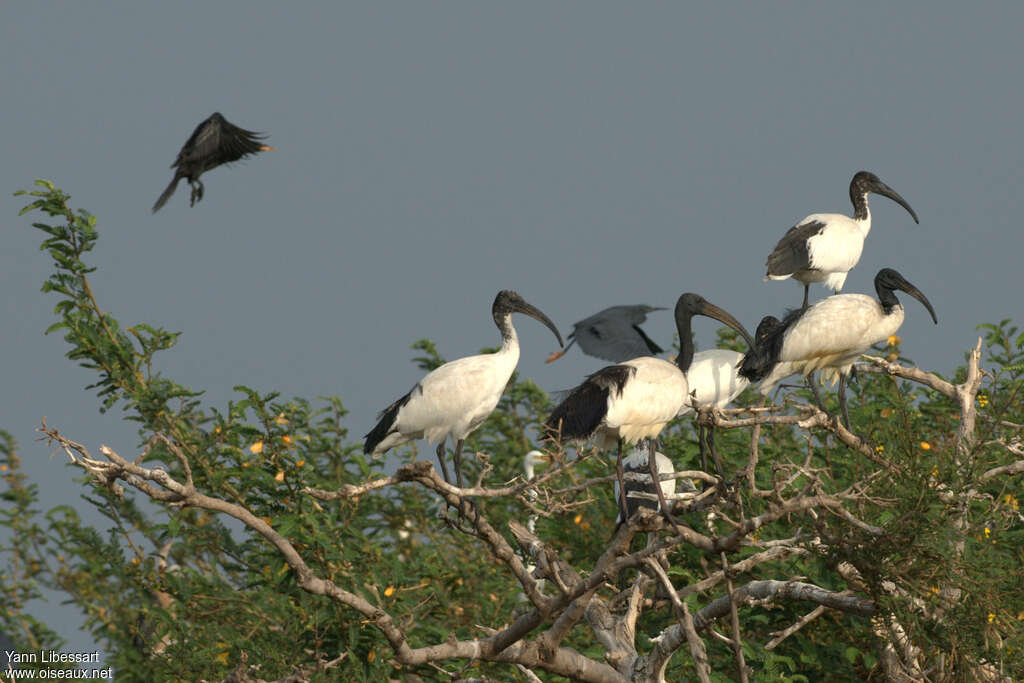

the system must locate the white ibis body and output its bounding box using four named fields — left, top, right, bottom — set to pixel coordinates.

left=546, top=304, right=665, bottom=364
left=546, top=293, right=753, bottom=519
left=740, top=268, right=937, bottom=425
left=364, top=291, right=563, bottom=488
left=765, top=171, right=919, bottom=308
left=679, top=349, right=750, bottom=415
